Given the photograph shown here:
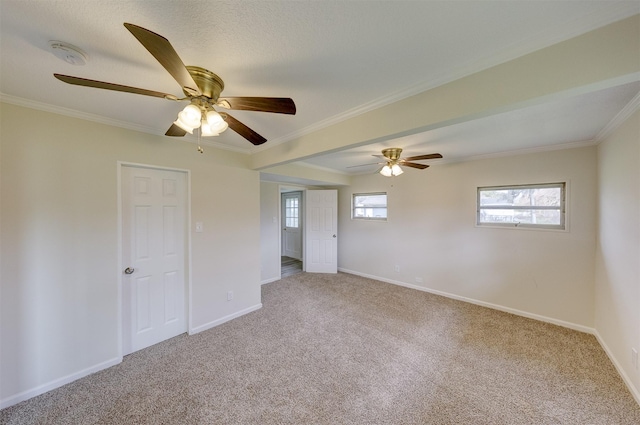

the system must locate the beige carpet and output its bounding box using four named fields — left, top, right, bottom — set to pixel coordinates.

left=2, top=272, right=639, bottom=424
